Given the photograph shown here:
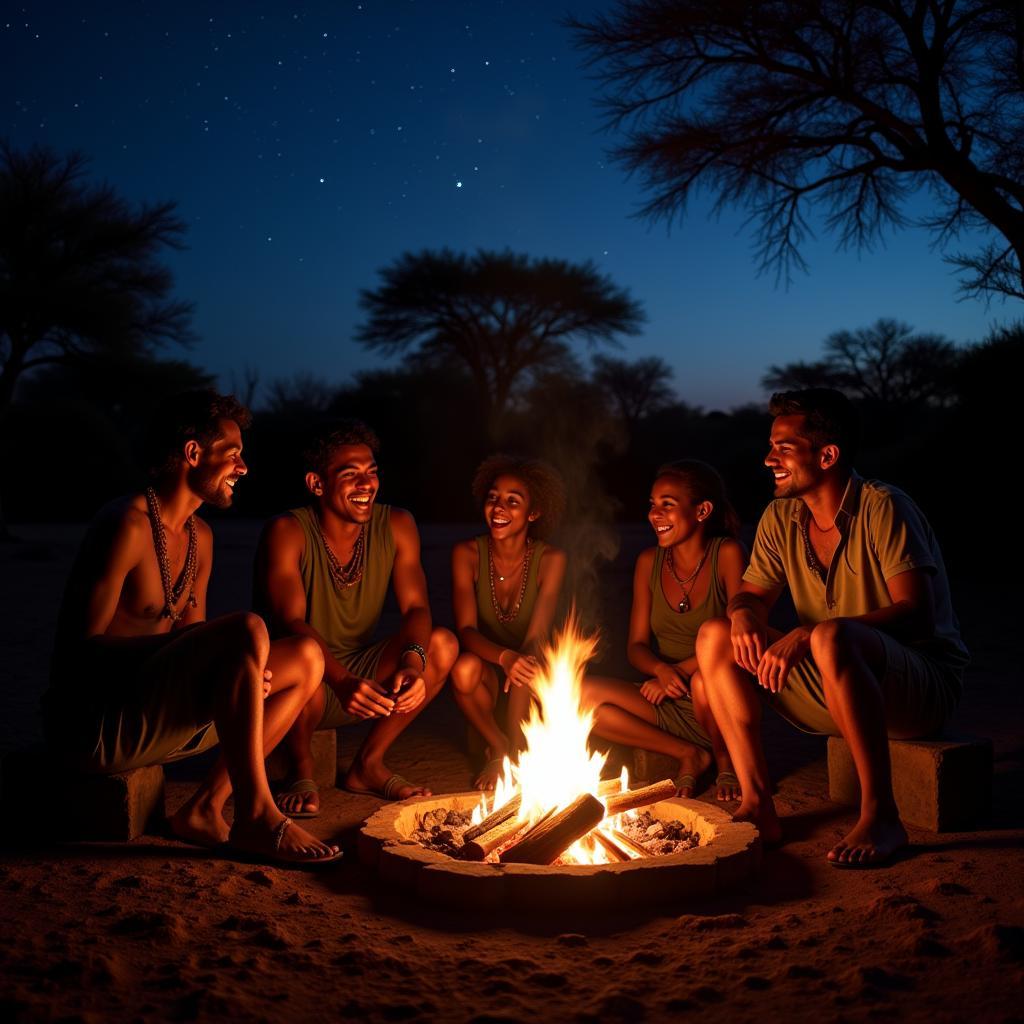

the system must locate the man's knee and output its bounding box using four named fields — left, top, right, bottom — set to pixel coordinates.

left=295, top=636, right=325, bottom=690
left=451, top=651, right=482, bottom=694
left=224, top=611, right=270, bottom=663
left=696, top=617, right=731, bottom=664
left=429, top=627, right=459, bottom=673
left=810, top=618, right=861, bottom=673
